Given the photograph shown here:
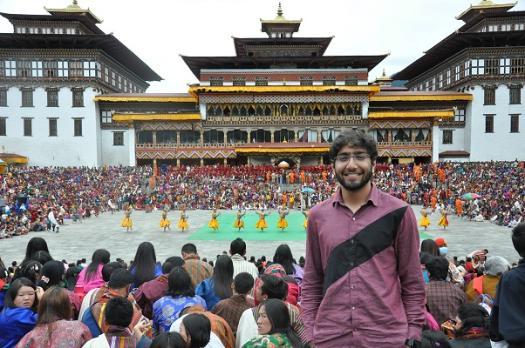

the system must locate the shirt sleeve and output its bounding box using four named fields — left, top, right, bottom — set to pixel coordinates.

left=236, top=309, right=258, bottom=348
left=300, top=209, right=324, bottom=342
left=396, top=207, right=426, bottom=340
